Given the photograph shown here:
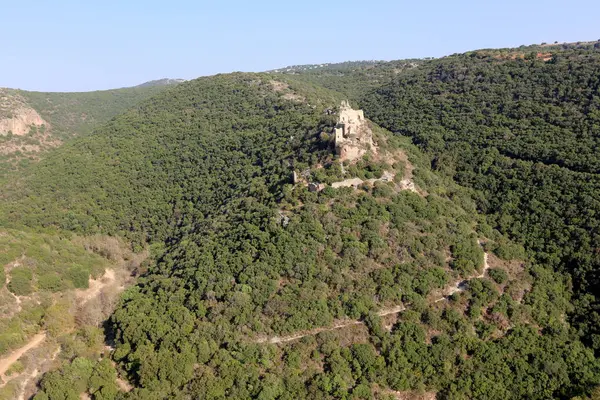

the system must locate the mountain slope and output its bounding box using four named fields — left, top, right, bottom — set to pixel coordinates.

left=3, top=71, right=598, bottom=399
left=360, top=45, right=600, bottom=356
left=0, top=84, right=174, bottom=178
left=2, top=74, right=338, bottom=244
